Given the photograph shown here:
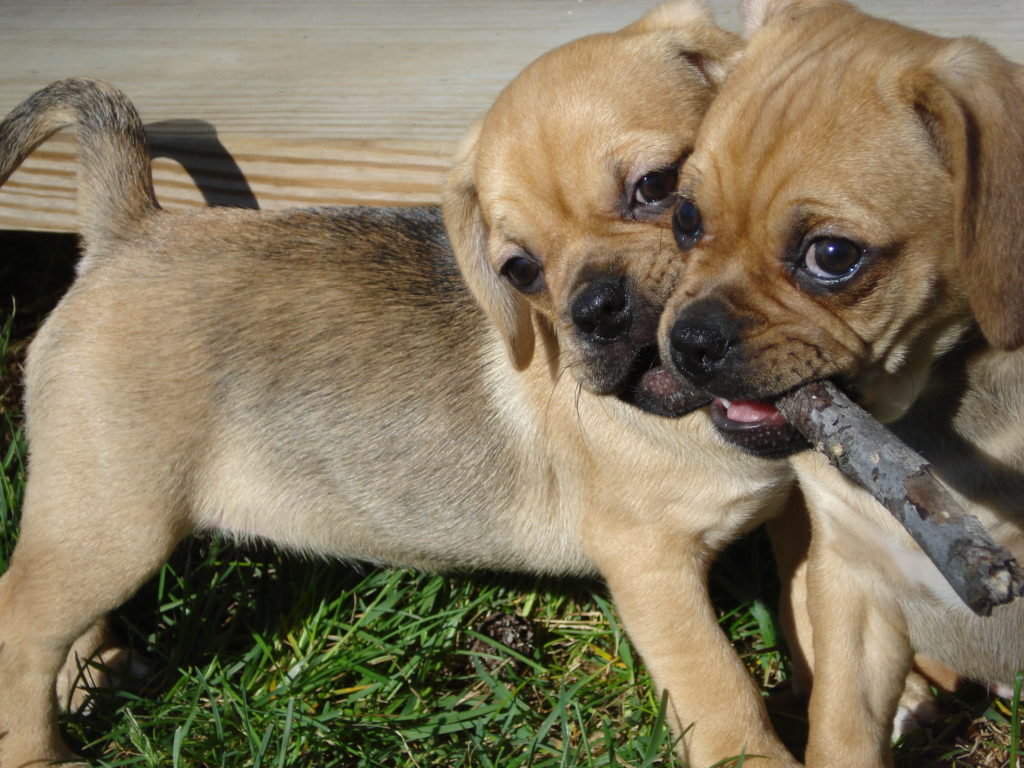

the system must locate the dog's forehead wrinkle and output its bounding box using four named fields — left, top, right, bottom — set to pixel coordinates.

left=706, top=118, right=912, bottom=263
left=481, top=113, right=614, bottom=223
left=704, top=19, right=895, bottom=206
left=782, top=199, right=873, bottom=251
left=484, top=189, right=571, bottom=259
left=485, top=212, right=523, bottom=255
left=725, top=17, right=851, bottom=141
left=676, top=162, right=704, bottom=197
left=488, top=130, right=616, bottom=230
